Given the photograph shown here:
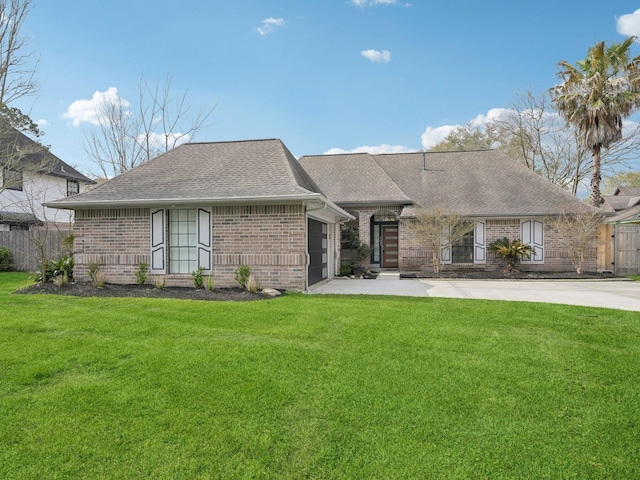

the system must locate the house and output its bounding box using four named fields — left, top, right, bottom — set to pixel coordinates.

left=599, top=187, right=640, bottom=275
left=0, top=129, right=95, bottom=231
left=45, top=139, right=352, bottom=289
left=46, top=140, right=599, bottom=290
left=298, top=149, right=597, bottom=275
